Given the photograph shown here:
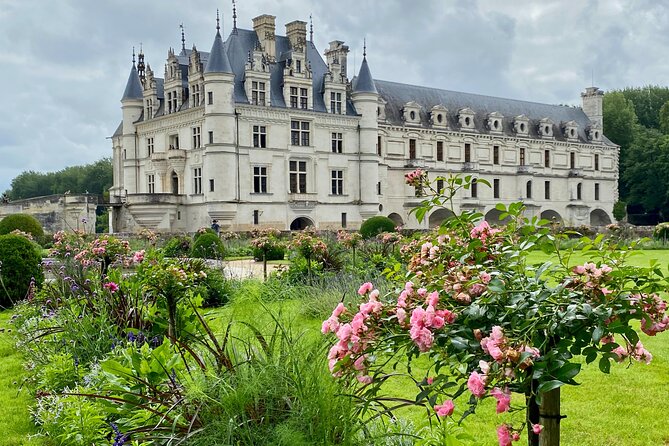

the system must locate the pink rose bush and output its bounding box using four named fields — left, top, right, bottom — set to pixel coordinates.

left=323, top=174, right=669, bottom=443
